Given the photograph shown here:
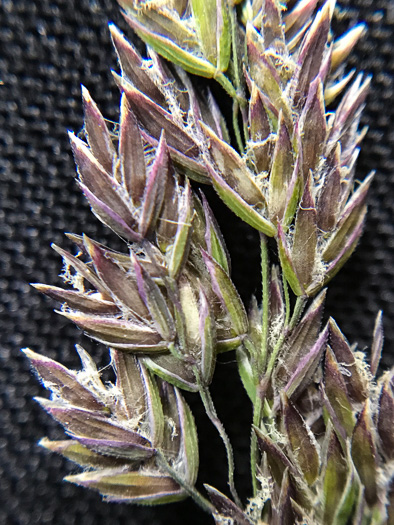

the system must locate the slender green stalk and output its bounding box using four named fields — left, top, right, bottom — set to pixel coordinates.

left=195, top=369, right=242, bottom=508
left=282, top=276, right=291, bottom=329
left=250, top=393, right=263, bottom=497
left=240, top=105, right=249, bottom=146
left=260, top=234, right=270, bottom=373
left=156, top=450, right=215, bottom=515
left=250, top=294, right=306, bottom=497
left=288, top=296, right=306, bottom=330
left=216, top=71, right=245, bottom=152
left=249, top=236, right=270, bottom=497
left=216, top=71, right=238, bottom=100
left=228, top=0, right=242, bottom=97
left=266, top=296, right=306, bottom=376
left=232, top=99, right=245, bottom=153
left=228, top=0, right=249, bottom=149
